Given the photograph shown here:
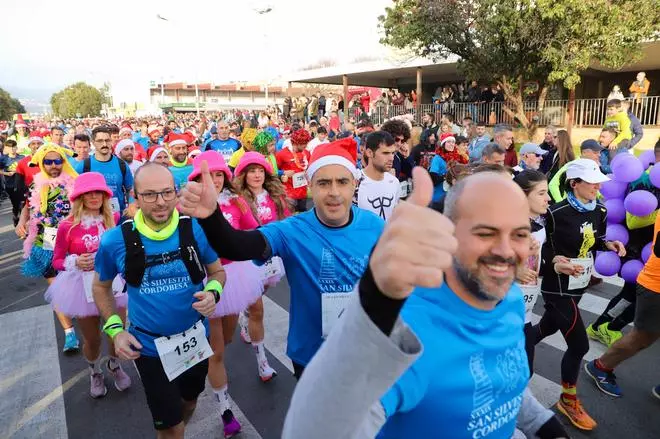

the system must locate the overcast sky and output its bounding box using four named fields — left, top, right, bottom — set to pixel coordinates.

left=0, top=0, right=392, bottom=103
